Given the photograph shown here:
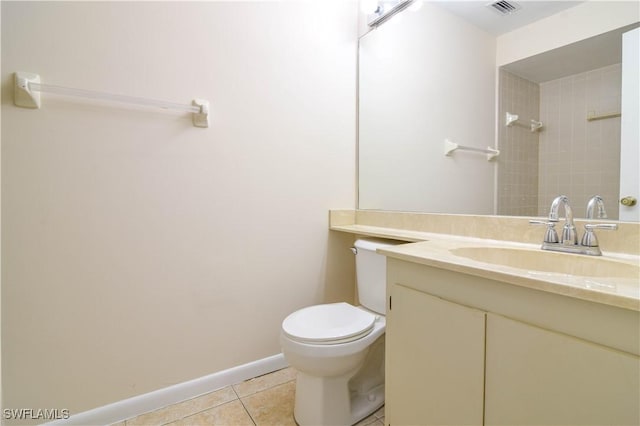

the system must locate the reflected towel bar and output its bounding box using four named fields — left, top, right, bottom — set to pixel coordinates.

left=587, top=111, right=621, bottom=121
left=13, top=72, right=209, bottom=128
left=505, top=112, right=543, bottom=132
left=444, top=139, right=500, bottom=161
